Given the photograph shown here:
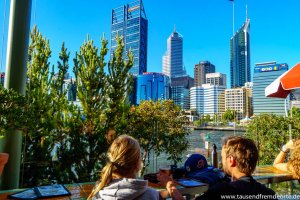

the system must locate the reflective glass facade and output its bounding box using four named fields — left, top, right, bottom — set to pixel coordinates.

left=136, top=72, right=170, bottom=104
left=230, top=19, right=251, bottom=88
left=111, top=0, right=148, bottom=76
left=171, top=86, right=190, bottom=110
left=253, top=63, right=288, bottom=115
left=162, top=28, right=185, bottom=78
